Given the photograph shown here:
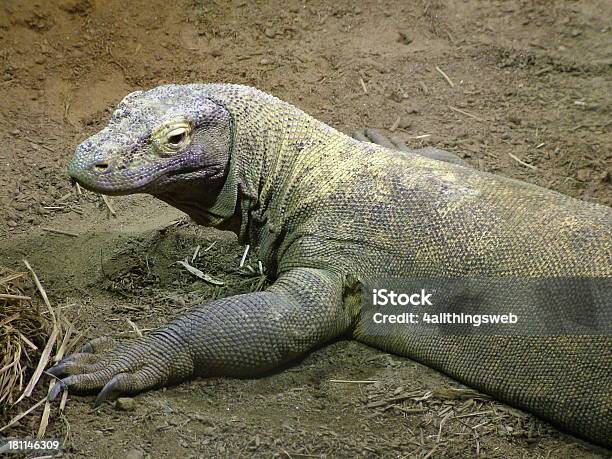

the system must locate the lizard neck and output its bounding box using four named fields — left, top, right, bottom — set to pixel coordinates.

left=152, top=84, right=343, bottom=247
left=189, top=84, right=328, bottom=244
